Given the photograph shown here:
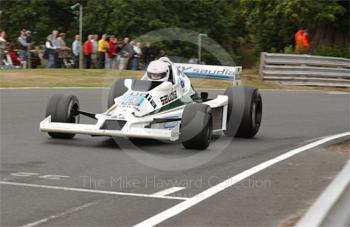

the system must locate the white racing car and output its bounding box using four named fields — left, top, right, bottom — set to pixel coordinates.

left=40, top=57, right=262, bottom=150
